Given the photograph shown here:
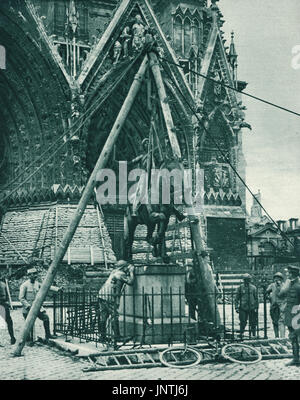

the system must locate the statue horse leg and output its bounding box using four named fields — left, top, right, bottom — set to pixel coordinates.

left=152, top=216, right=170, bottom=263
left=146, top=222, right=157, bottom=245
